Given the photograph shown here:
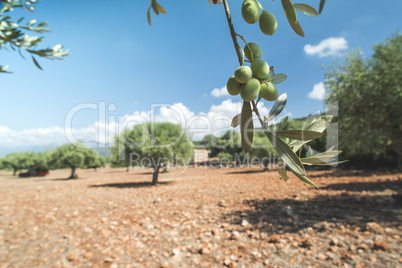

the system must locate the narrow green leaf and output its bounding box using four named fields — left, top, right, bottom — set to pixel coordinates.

left=275, top=130, right=324, bottom=140
left=300, top=150, right=342, bottom=165
left=147, top=8, right=152, bottom=26
left=271, top=73, right=287, bottom=84
left=293, top=3, right=318, bottom=16
left=319, top=0, right=325, bottom=14
left=285, top=11, right=304, bottom=37
left=231, top=113, right=241, bottom=128
left=32, top=56, right=43, bottom=70
left=266, top=93, right=287, bottom=122
left=151, top=0, right=159, bottom=15
left=281, top=0, right=297, bottom=23
left=291, top=171, right=319, bottom=188
left=305, top=115, right=333, bottom=132
left=277, top=158, right=289, bottom=182
left=240, top=101, right=253, bottom=153
left=156, top=2, right=167, bottom=14
left=265, top=132, right=306, bottom=176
